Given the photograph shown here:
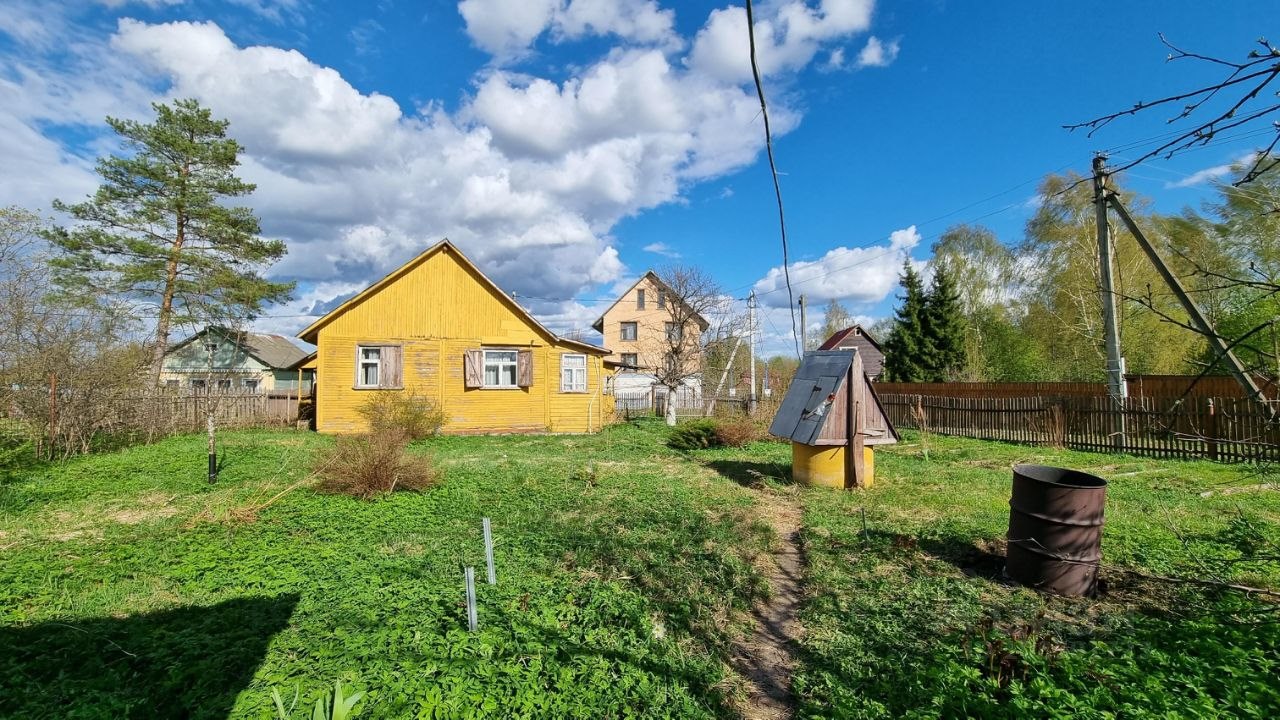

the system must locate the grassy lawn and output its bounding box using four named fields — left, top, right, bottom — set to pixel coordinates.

left=0, top=421, right=773, bottom=719
left=1, top=423, right=1277, bottom=718
left=698, top=431, right=1280, bottom=719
